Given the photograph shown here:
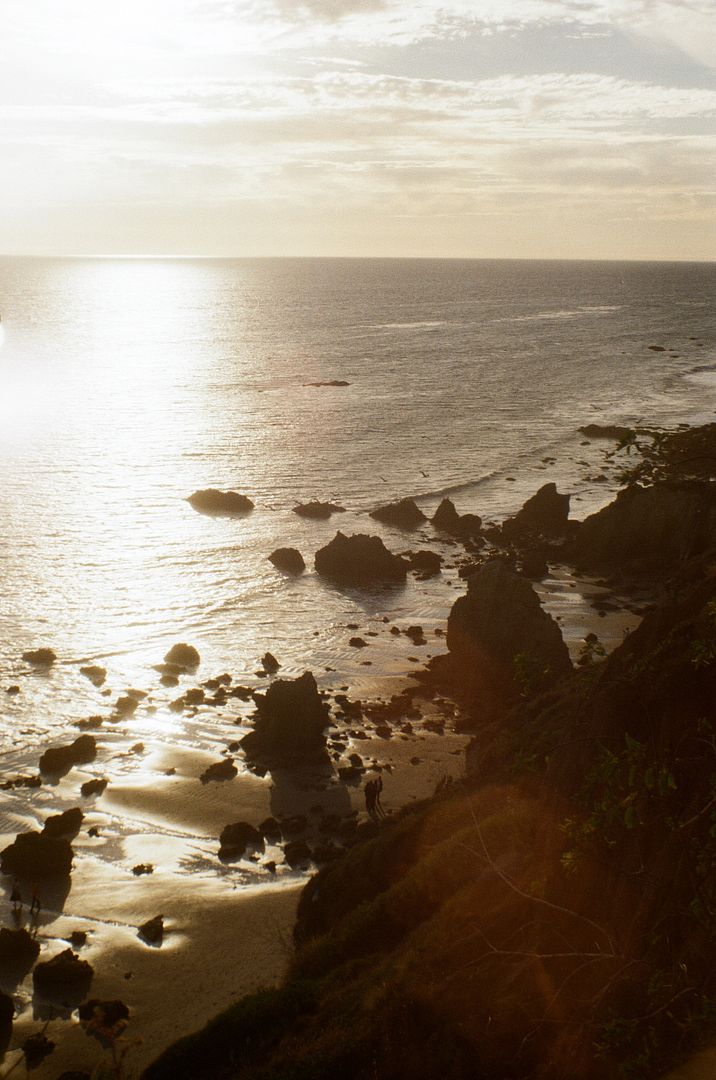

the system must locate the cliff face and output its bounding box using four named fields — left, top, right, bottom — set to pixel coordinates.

left=144, top=565, right=716, bottom=1080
